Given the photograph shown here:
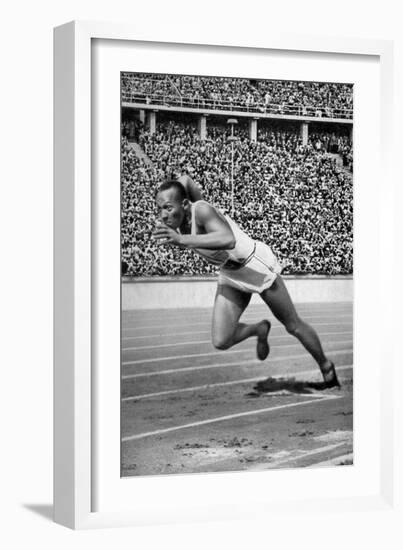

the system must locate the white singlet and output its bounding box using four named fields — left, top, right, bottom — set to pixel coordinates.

left=190, top=201, right=255, bottom=267
left=190, top=201, right=282, bottom=294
